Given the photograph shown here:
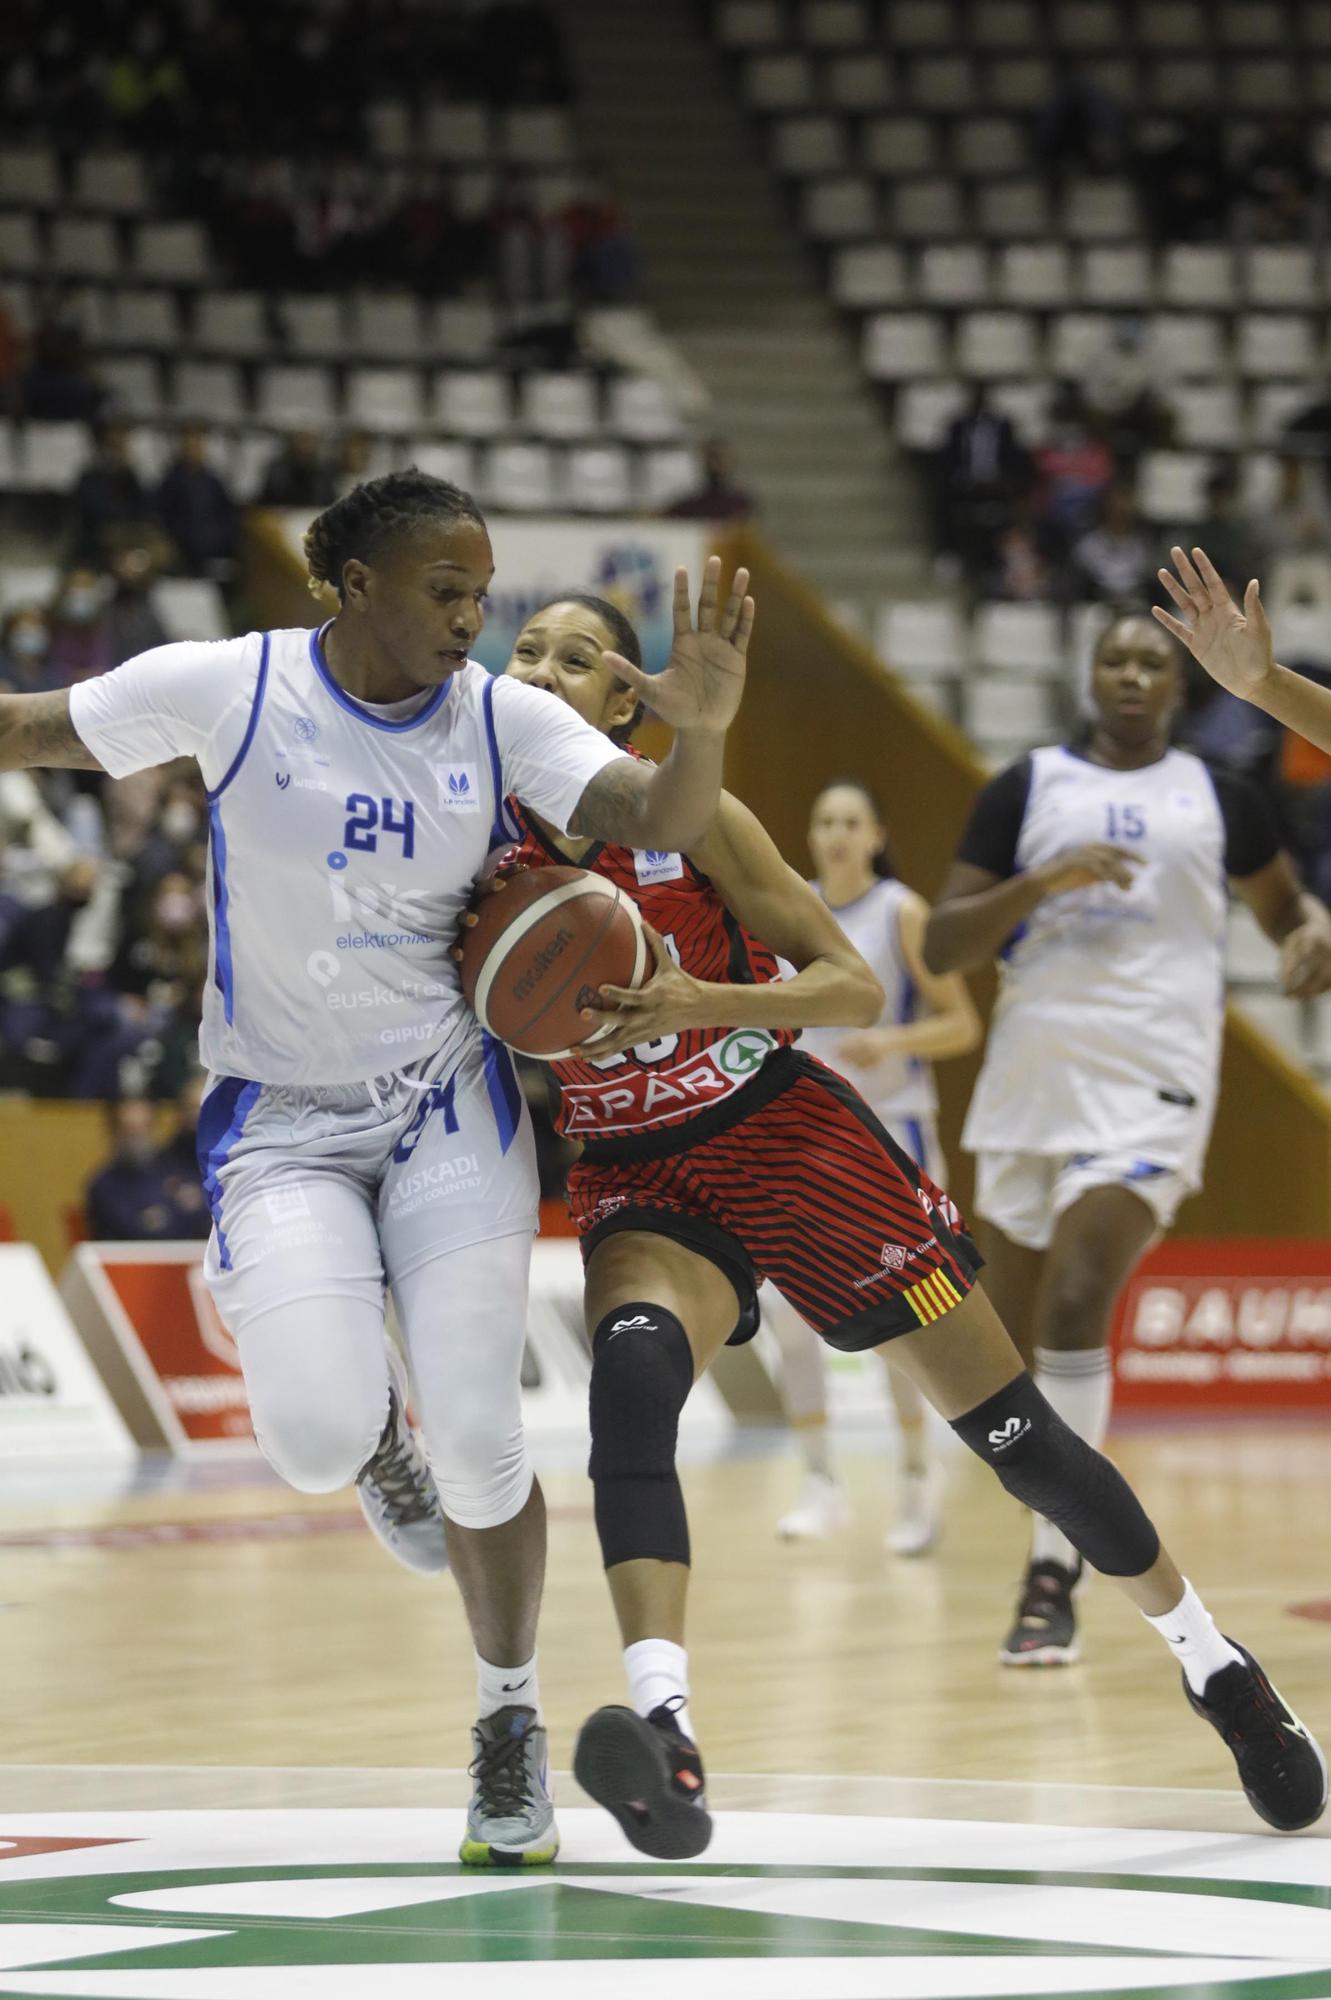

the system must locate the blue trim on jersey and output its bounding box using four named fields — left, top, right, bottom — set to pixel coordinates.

left=481, top=1029, right=522, bottom=1155
left=481, top=672, right=508, bottom=848
left=196, top=1076, right=261, bottom=1272
left=901, top=1117, right=926, bottom=1171
left=309, top=624, right=451, bottom=732
left=208, top=799, right=235, bottom=1025
left=205, top=632, right=271, bottom=803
